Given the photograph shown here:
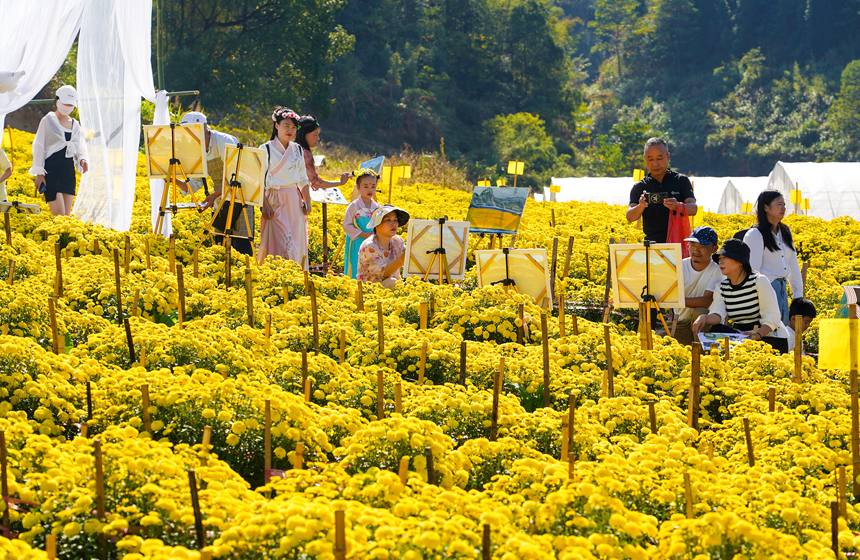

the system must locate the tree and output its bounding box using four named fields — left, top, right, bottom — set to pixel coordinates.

left=828, top=60, right=860, bottom=159
left=589, top=0, right=639, bottom=79
left=483, top=112, right=570, bottom=190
